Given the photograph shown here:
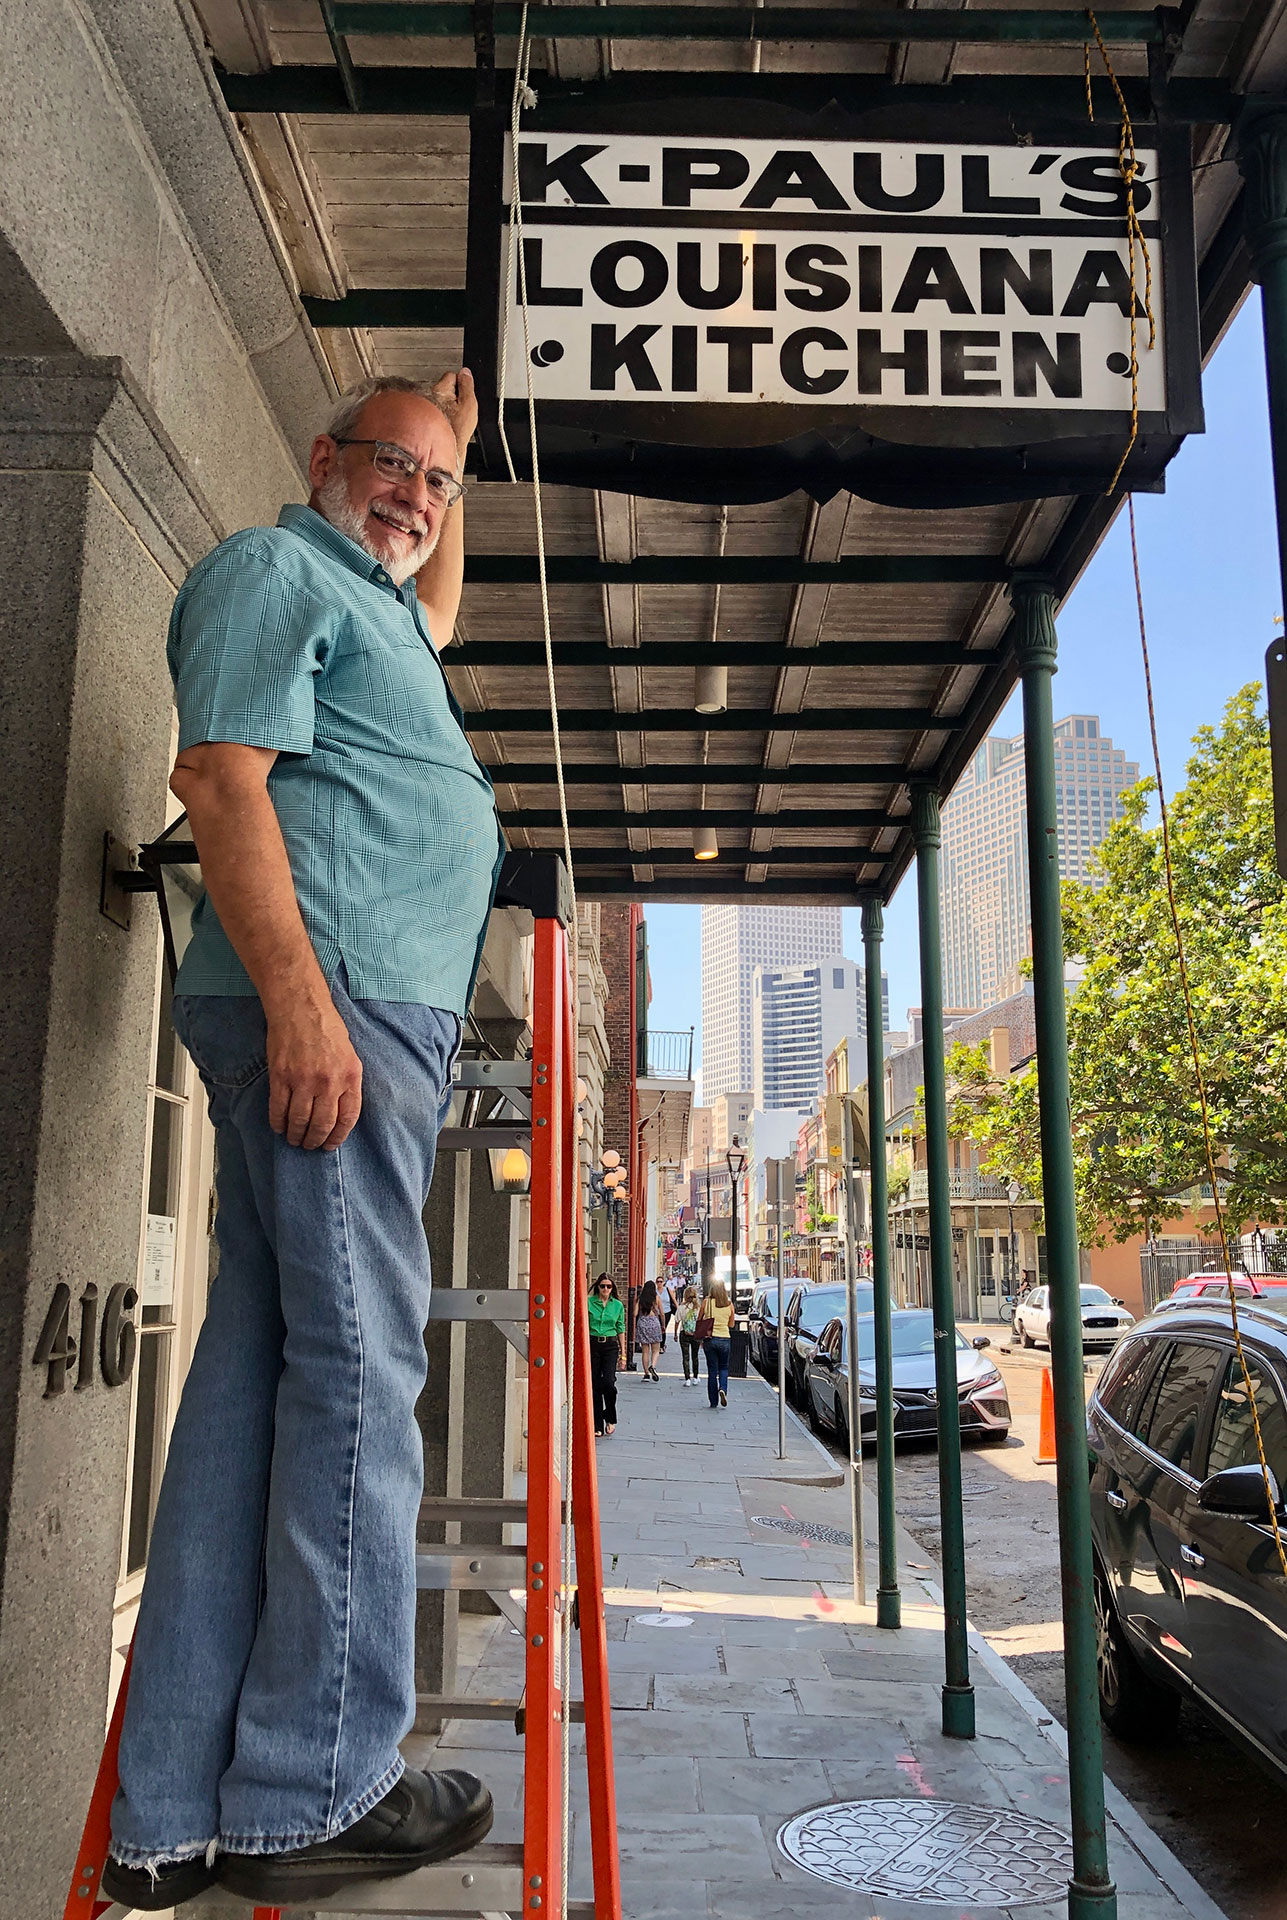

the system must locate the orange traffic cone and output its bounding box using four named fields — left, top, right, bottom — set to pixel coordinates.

left=1036, top=1366, right=1057, bottom=1464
